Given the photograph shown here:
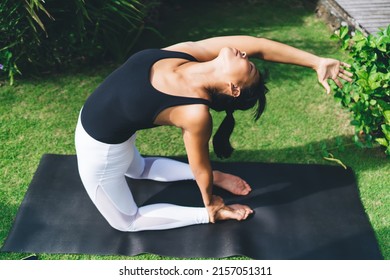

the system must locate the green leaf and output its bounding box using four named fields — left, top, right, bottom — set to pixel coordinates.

left=353, top=31, right=366, bottom=42
left=340, top=26, right=349, bottom=39
left=354, top=134, right=364, bottom=148
left=382, top=124, right=390, bottom=140
left=384, top=111, right=390, bottom=123
left=330, top=33, right=340, bottom=41
left=351, top=120, right=360, bottom=126
left=351, top=91, right=360, bottom=102
left=343, top=94, right=351, bottom=105
left=356, top=79, right=368, bottom=90
left=377, top=36, right=390, bottom=52
left=375, top=138, right=389, bottom=147
left=386, top=146, right=390, bottom=156
left=370, top=82, right=382, bottom=90
left=355, top=68, right=369, bottom=80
